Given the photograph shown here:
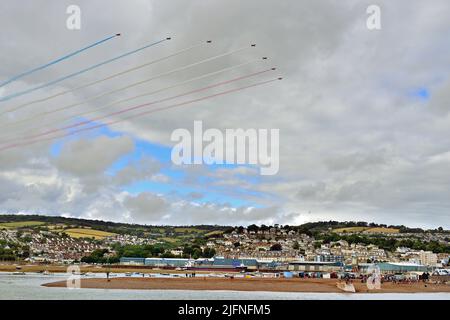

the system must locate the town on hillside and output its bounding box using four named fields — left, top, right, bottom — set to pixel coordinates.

left=1, top=216, right=449, bottom=279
